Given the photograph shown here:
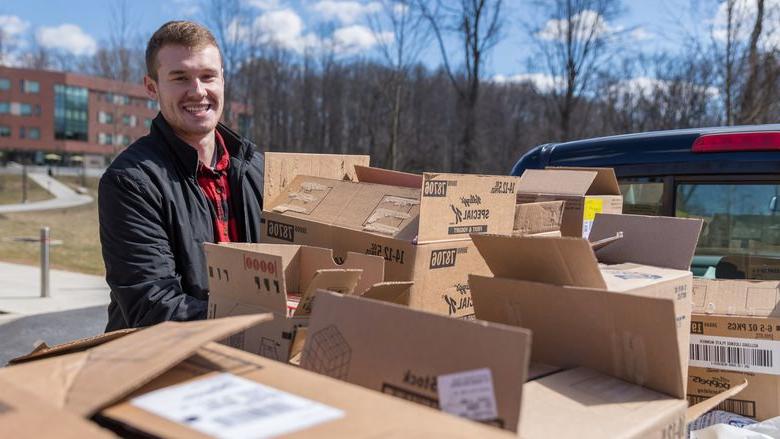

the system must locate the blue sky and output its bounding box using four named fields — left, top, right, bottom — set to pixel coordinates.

left=0, top=0, right=731, bottom=80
